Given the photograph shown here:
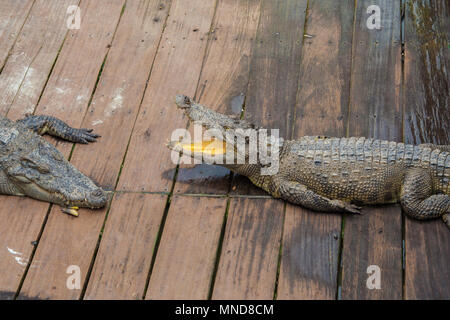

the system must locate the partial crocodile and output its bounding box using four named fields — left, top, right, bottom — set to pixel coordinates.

left=0, top=115, right=107, bottom=216
left=168, top=95, right=450, bottom=228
